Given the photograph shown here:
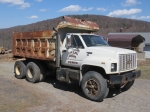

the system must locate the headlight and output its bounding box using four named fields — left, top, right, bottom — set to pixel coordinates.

left=111, top=63, right=117, bottom=72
